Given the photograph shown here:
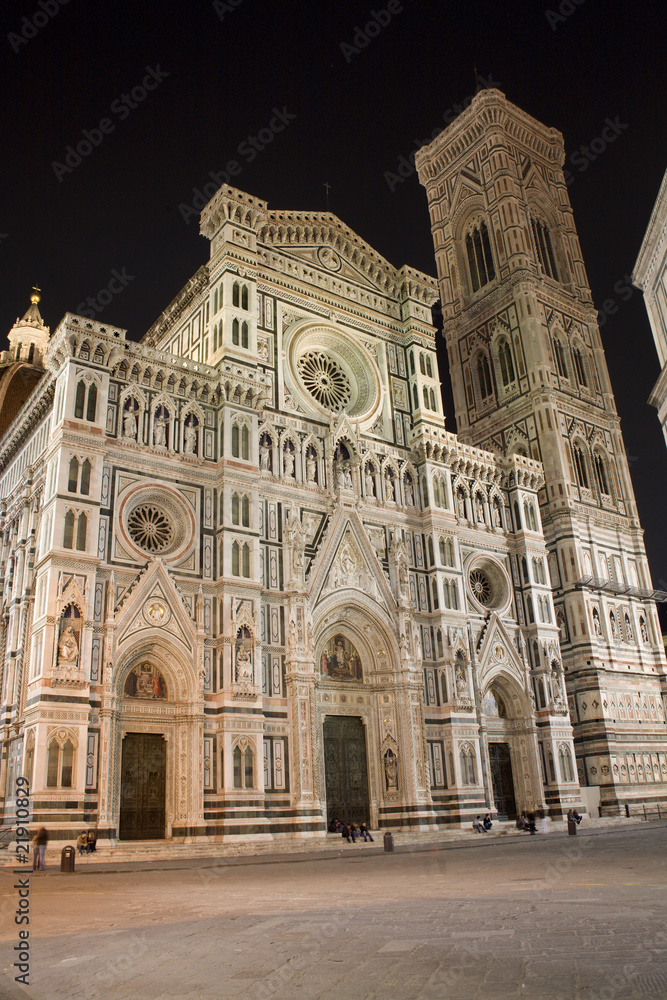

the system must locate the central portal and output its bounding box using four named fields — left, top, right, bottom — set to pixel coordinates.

left=488, top=742, right=517, bottom=820
left=119, top=733, right=166, bottom=840
left=323, top=715, right=370, bottom=825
